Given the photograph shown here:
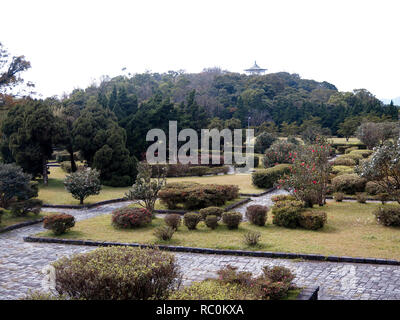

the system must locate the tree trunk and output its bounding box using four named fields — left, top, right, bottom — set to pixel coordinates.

left=68, top=146, right=77, bottom=172
left=346, top=137, right=349, bottom=142
left=43, top=157, right=48, bottom=186
left=80, top=198, right=84, bottom=205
